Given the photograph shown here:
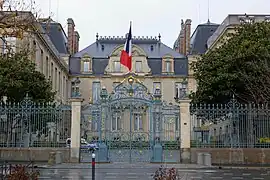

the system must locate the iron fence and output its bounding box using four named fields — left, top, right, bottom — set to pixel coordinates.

left=0, top=96, right=71, bottom=148
left=190, top=97, right=270, bottom=148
